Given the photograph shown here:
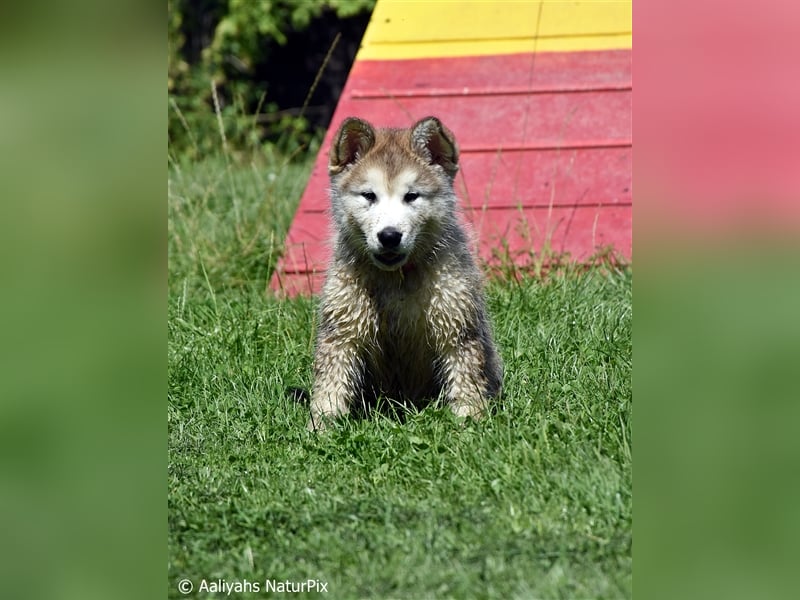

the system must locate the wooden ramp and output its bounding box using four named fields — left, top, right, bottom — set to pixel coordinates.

left=270, top=0, right=632, bottom=296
